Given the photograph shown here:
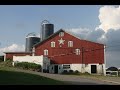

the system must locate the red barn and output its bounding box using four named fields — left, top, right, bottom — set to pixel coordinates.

left=4, top=52, right=32, bottom=61
left=33, top=29, right=106, bottom=74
